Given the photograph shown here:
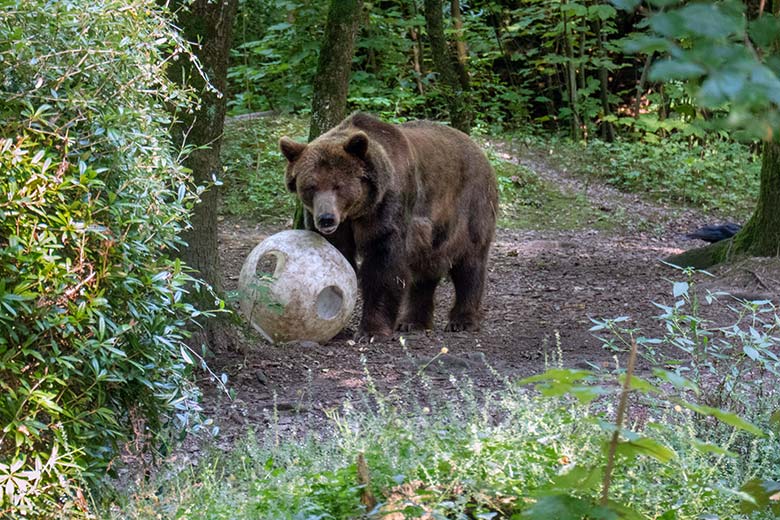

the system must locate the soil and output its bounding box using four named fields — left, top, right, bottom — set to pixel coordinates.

left=196, top=147, right=780, bottom=450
